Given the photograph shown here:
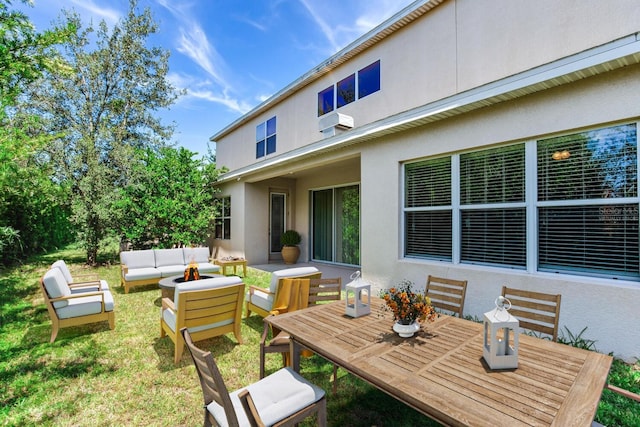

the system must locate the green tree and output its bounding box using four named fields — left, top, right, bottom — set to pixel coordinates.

left=115, top=147, right=221, bottom=249
left=20, top=0, right=182, bottom=264
left=0, top=0, right=75, bottom=263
